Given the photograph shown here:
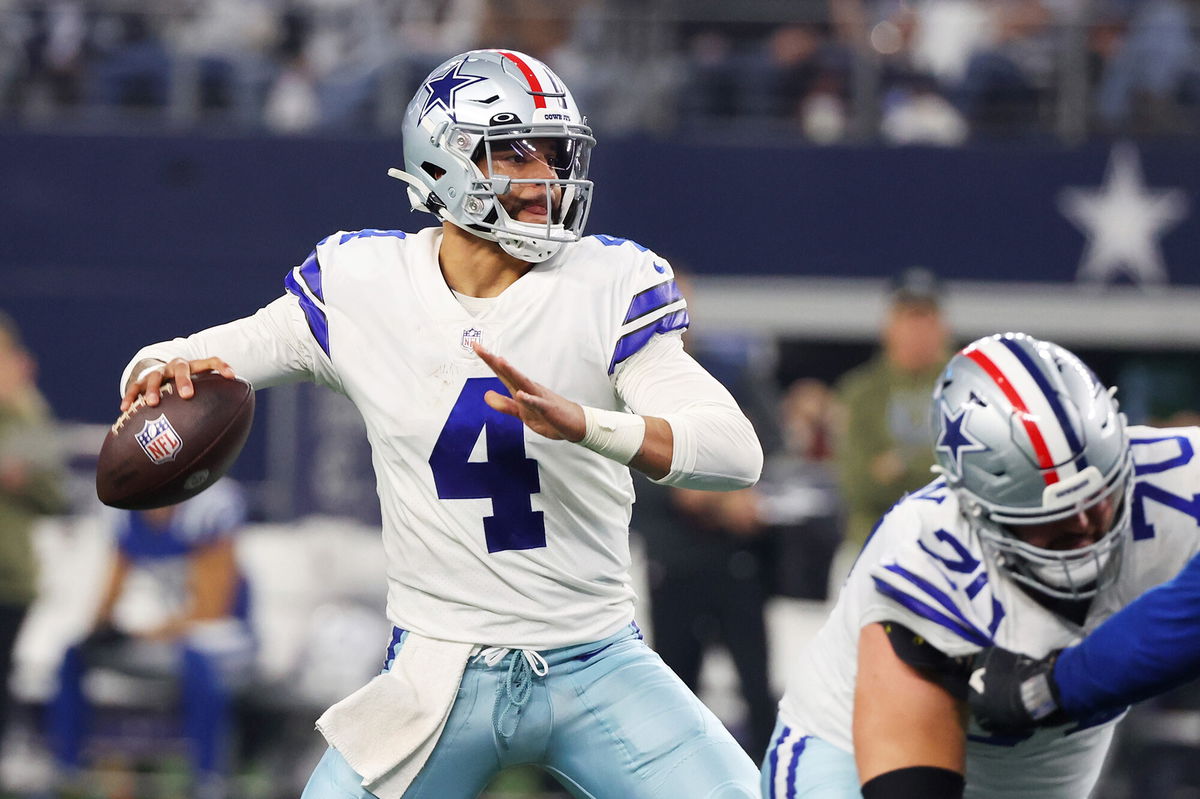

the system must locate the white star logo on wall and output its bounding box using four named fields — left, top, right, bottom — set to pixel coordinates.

left=1058, top=142, right=1188, bottom=286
